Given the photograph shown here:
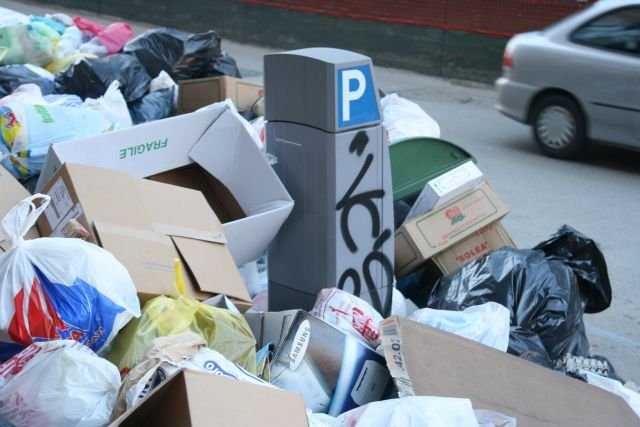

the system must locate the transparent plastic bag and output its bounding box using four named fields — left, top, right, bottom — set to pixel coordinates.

left=107, top=260, right=257, bottom=376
